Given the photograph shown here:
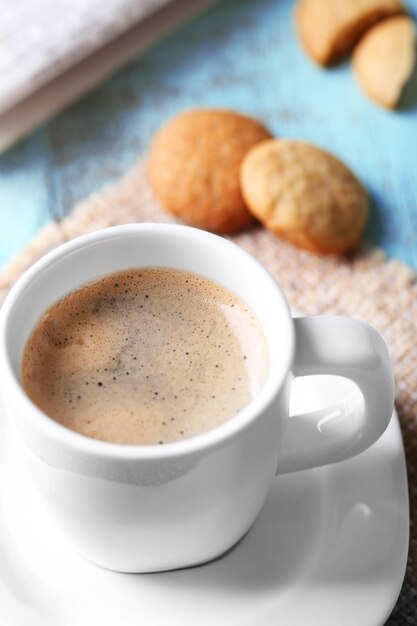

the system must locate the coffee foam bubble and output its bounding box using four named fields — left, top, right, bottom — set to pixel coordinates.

left=22, top=268, right=268, bottom=444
